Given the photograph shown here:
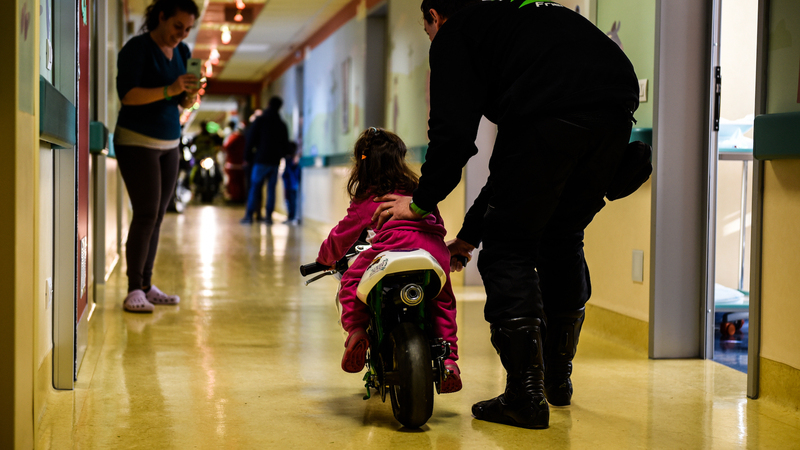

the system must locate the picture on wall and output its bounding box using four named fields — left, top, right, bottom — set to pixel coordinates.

left=342, top=58, right=351, bottom=134
left=18, top=0, right=35, bottom=114
left=558, top=0, right=596, bottom=24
